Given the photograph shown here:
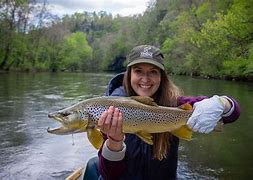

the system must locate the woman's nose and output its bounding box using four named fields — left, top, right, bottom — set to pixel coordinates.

left=141, top=73, right=149, bottom=82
